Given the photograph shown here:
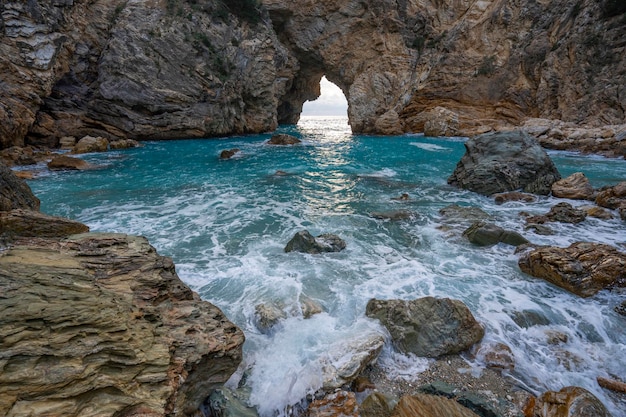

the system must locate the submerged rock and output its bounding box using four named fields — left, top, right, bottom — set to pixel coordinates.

left=0, top=233, right=244, bottom=416
left=463, top=221, right=529, bottom=247
left=0, top=162, right=40, bottom=211
left=365, top=297, right=484, bottom=358
left=448, top=130, right=561, bottom=196
left=370, top=210, right=414, bottom=221
left=254, top=302, right=287, bottom=334
left=551, top=172, right=595, bottom=200
left=220, top=148, right=240, bottom=159
left=284, top=230, right=346, bottom=254
left=518, top=242, right=626, bottom=297
left=267, top=134, right=301, bottom=145
left=528, top=386, right=612, bottom=417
